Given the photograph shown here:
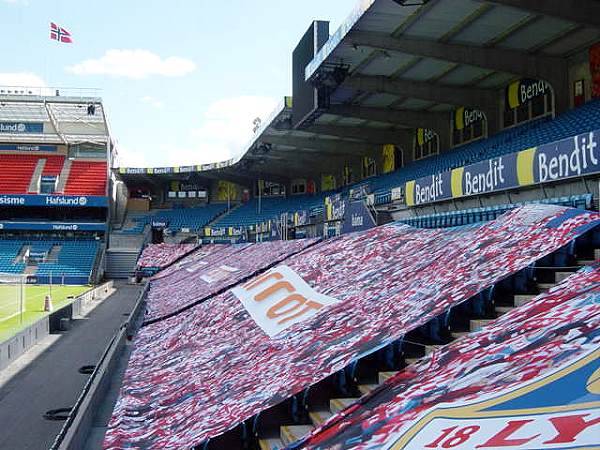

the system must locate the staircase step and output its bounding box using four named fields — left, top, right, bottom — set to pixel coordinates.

left=330, top=398, right=356, bottom=414
left=309, top=410, right=333, bottom=427
left=378, top=371, right=399, bottom=384
left=514, top=294, right=537, bottom=307
left=425, top=345, right=439, bottom=355
left=259, top=438, right=286, bottom=450
left=554, top=272, right=573, bottom=283
left=451, top=331, right=470, bottom=340
left=358, top=384, right=378, bottom=395
left=537, top=282, right=555, bottom=293
left=470, top=319, right=493, bottom=332
left=495, top=305, right=514, bottom=315
left=281, top=425, right=313, bottom=446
